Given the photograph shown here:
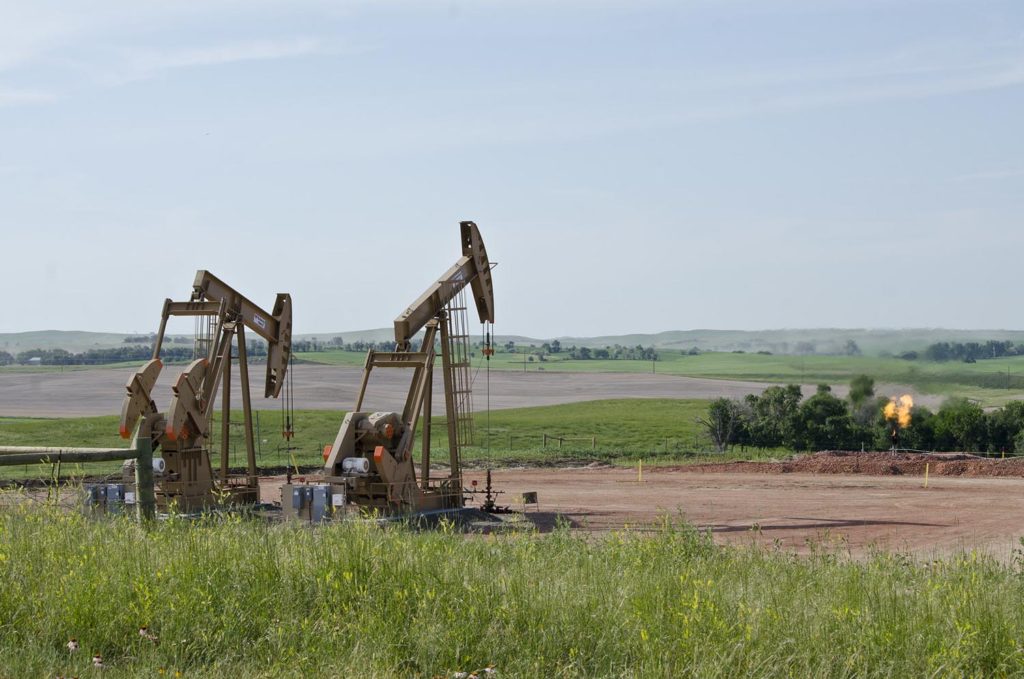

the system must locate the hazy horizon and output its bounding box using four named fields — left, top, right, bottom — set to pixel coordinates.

left=7, top=325, right=1024, bottom=339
